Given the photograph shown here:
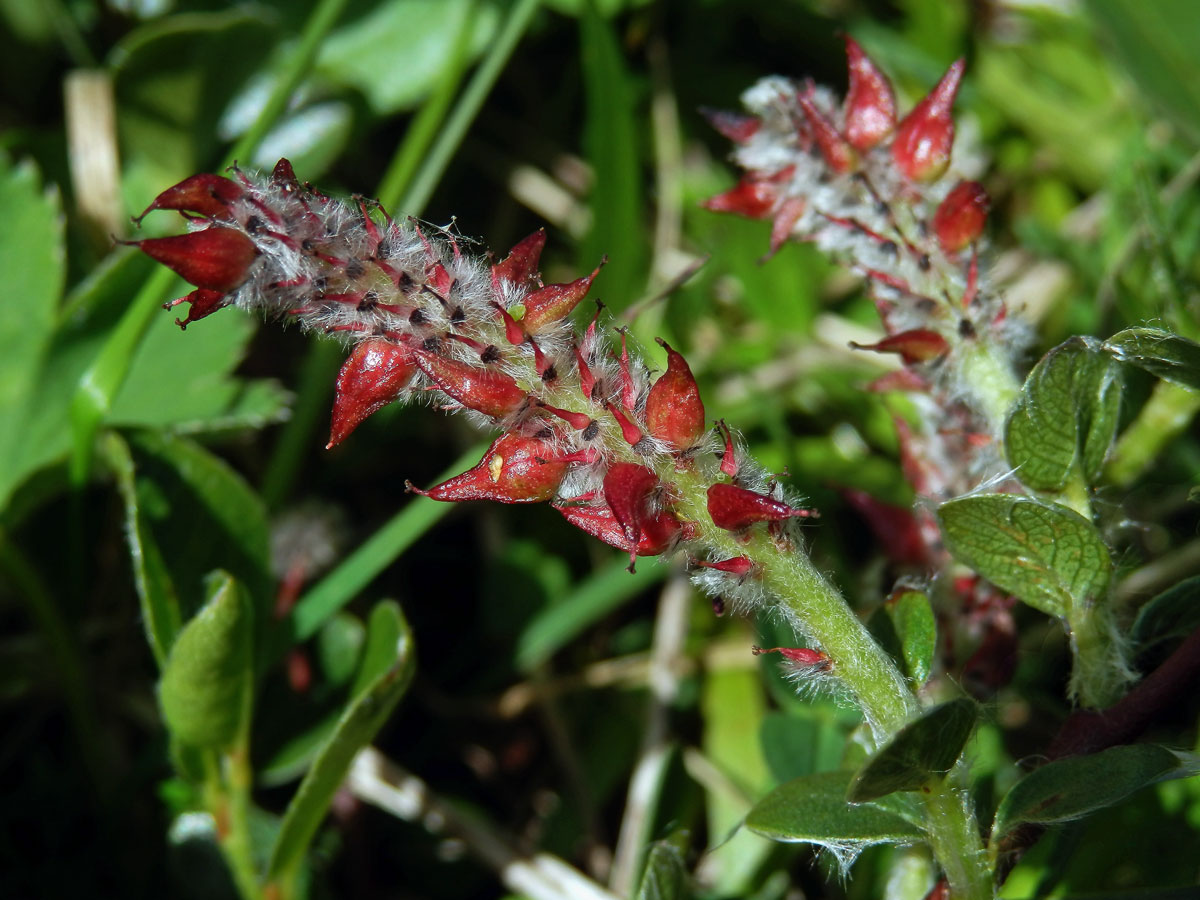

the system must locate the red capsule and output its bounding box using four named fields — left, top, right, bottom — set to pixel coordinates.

left=491, top=229, right=546, bottom=290
left=413, top=349, right=528, bottom=419
left=715, top=420, right=739, bottom=478
left=327, top=338, right=417, bottom=448
left=162, top=287, right=229, bottom=329
left=843, top=36, right=897, bottom=151
left=850, top=329, right=949, bottom=365
left=133, top=173, right=246, bottom=223
left=406, top=431, right=571, bottom=503
left=605, top=402, right=645, bottom=447
left=644, top=339, right=705, bottom=451
left=891, top=59, right=964, bottom=182
left=603, top=463, right=663, bottom=568
left=521, top=261, right=604, bottom=334
left=135, top=227, right=259, bottom=292
left=706, top=482, right=817, bottom=532
left=797, top=88, right=856, bottom=174
left=270, top=157, right=301, bottom=191
left=932, top=180, right=989, bottom=255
